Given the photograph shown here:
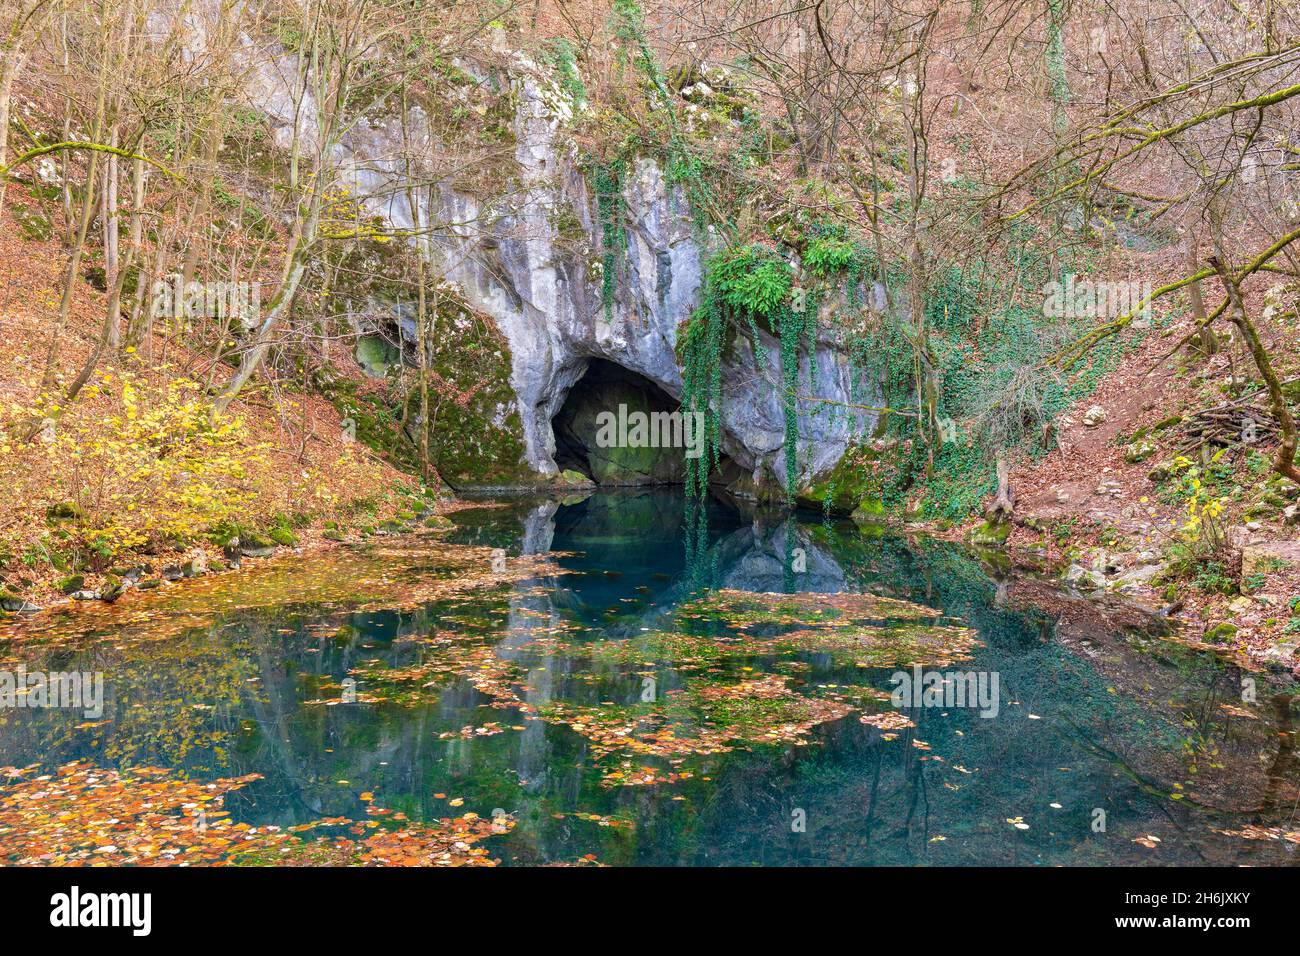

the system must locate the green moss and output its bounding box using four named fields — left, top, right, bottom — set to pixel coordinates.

left=241, top=530, right=274, bottom=550
left=796, top=444, right=882, bottom=515
left=850, top=497, right=887, bottom=527
left=267, top=523, right=298, bottom=547
left=423, top=308, right=538, bottom=489
left=15, top=207, right=53, bottom=242
left=1204, top=622, right=1238, bottom=644
left=45, top=502, right=84, bottom=522
left=969, top=519, right=1012, bottom=546
left=355, top=335, right=399, bottom=377
left=56, top=574, right=85, bottom=595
